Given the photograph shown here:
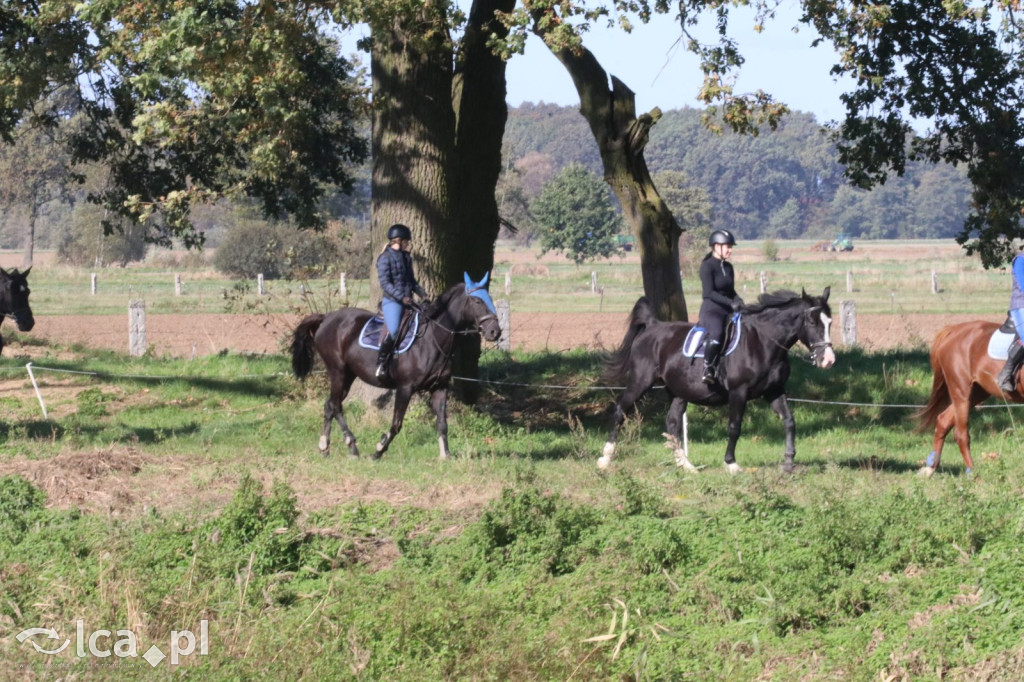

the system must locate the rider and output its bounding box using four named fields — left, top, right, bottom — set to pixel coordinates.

left=698, top=229, right=744, bottom=384
left=375, top=224, right=429, bottom=379
left=997, top=243, right=1024, bottom=392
